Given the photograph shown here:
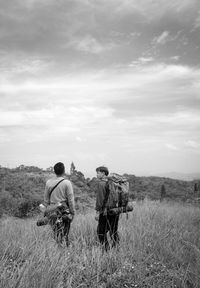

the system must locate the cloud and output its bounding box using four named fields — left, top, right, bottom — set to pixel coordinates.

left=0, top=98, right=115, bottom=145
left=1, top=63, right=200, bottom=112
left=194, top=17, right=200, bottom=31
left=165, top=143, right=178, bottom=150
left=75, top=136, right=86, bottom=143
left=68, top=35, right=114, bottom=54
left=151, top=30, right=186, bottom=49
left=0, top=53, right=52, bottom=80
left=0, top=109, right=54, bottom=128
left=111, top=0, right=198, bottom=20
left=0, top=111, right=24, bottom=127
left=129, top=57, right=154, bottom=67
left=170, top=56, right=180, bottom=61
left=185, top=140, right=200, bottom=148
left=154, top=31, right=170, bottom=45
